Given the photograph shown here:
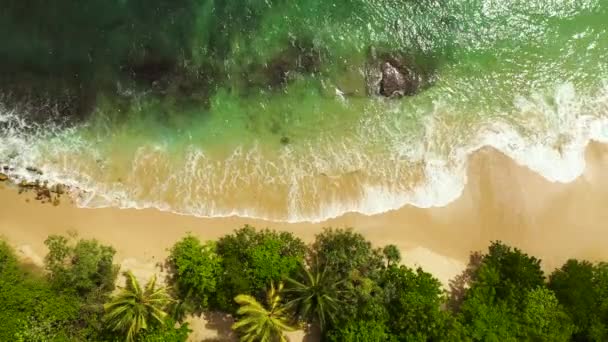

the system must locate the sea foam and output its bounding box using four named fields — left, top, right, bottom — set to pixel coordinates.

left=1, top=82, right=608, bottom=223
